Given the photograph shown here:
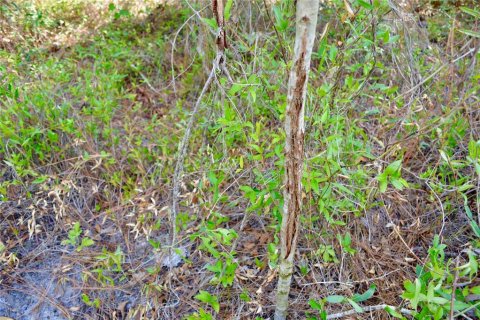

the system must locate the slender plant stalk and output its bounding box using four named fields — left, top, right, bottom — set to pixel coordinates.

left=171, top=66, right=215, bottom=249
left=274, top=0, right=320, bottom=319
left=171, top=0, right=228, bottom=251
